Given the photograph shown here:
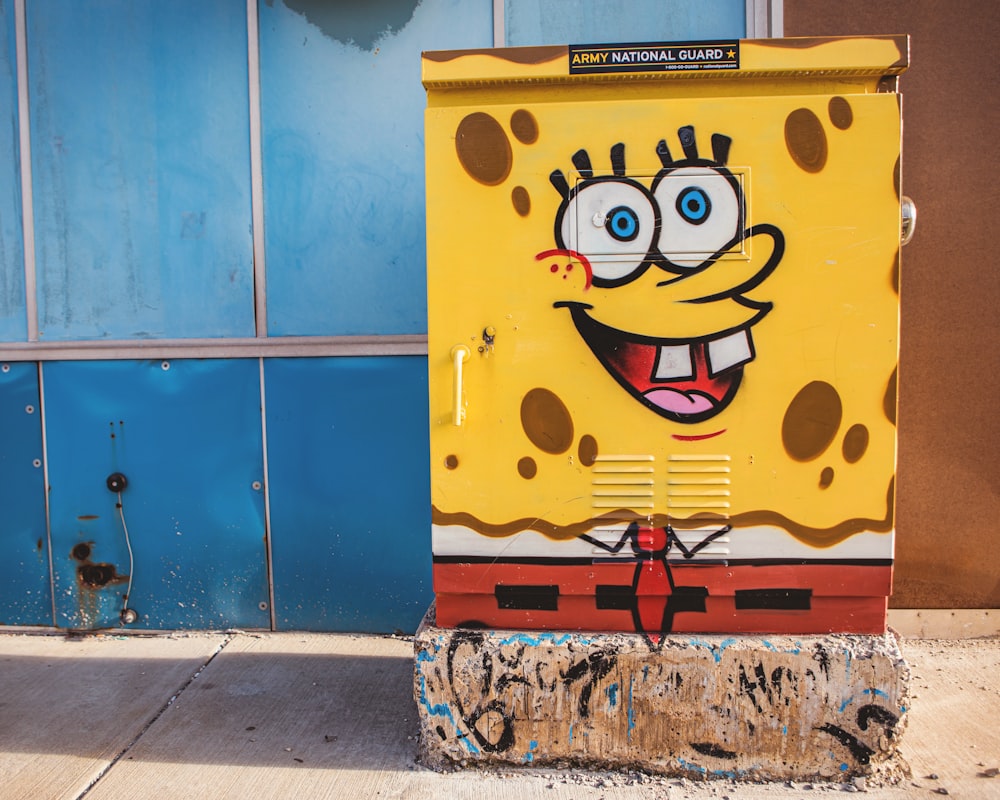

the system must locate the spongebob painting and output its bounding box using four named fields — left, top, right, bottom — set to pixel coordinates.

left=423, top=36, right=908, bottom=639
